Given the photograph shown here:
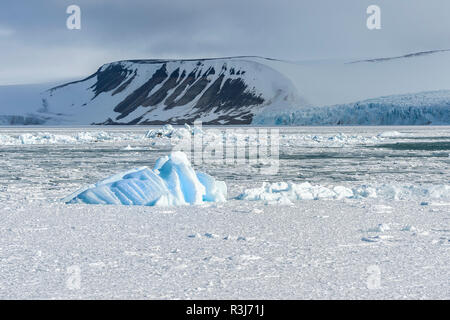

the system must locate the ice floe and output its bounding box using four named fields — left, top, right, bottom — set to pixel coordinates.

left=143, top=125, right=387, bottom=148
left=377, top=131, right=404, bottom=138
left=144, top=124, right=197, bottom=140
left=280, top=132, right=385, bottom=147
left=367, top=223, right=391, bottom=232
left=0, top=131, right=141, bottom=145
left=238, top=181, right=450, bottom=204
left=64, top=152, right=227, bottom=206
left=0, top=125, right=398, bottom=148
